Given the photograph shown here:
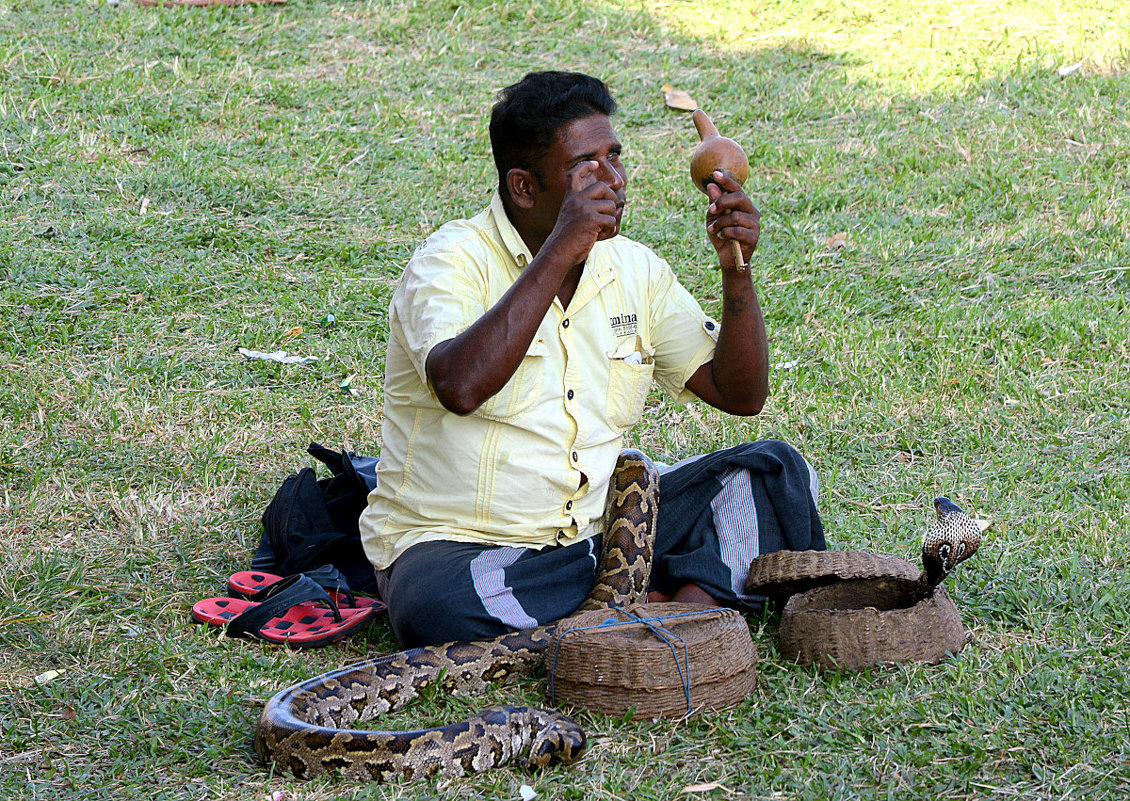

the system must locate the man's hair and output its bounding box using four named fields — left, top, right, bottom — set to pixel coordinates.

left=489, top=71, right=617, bottom=191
